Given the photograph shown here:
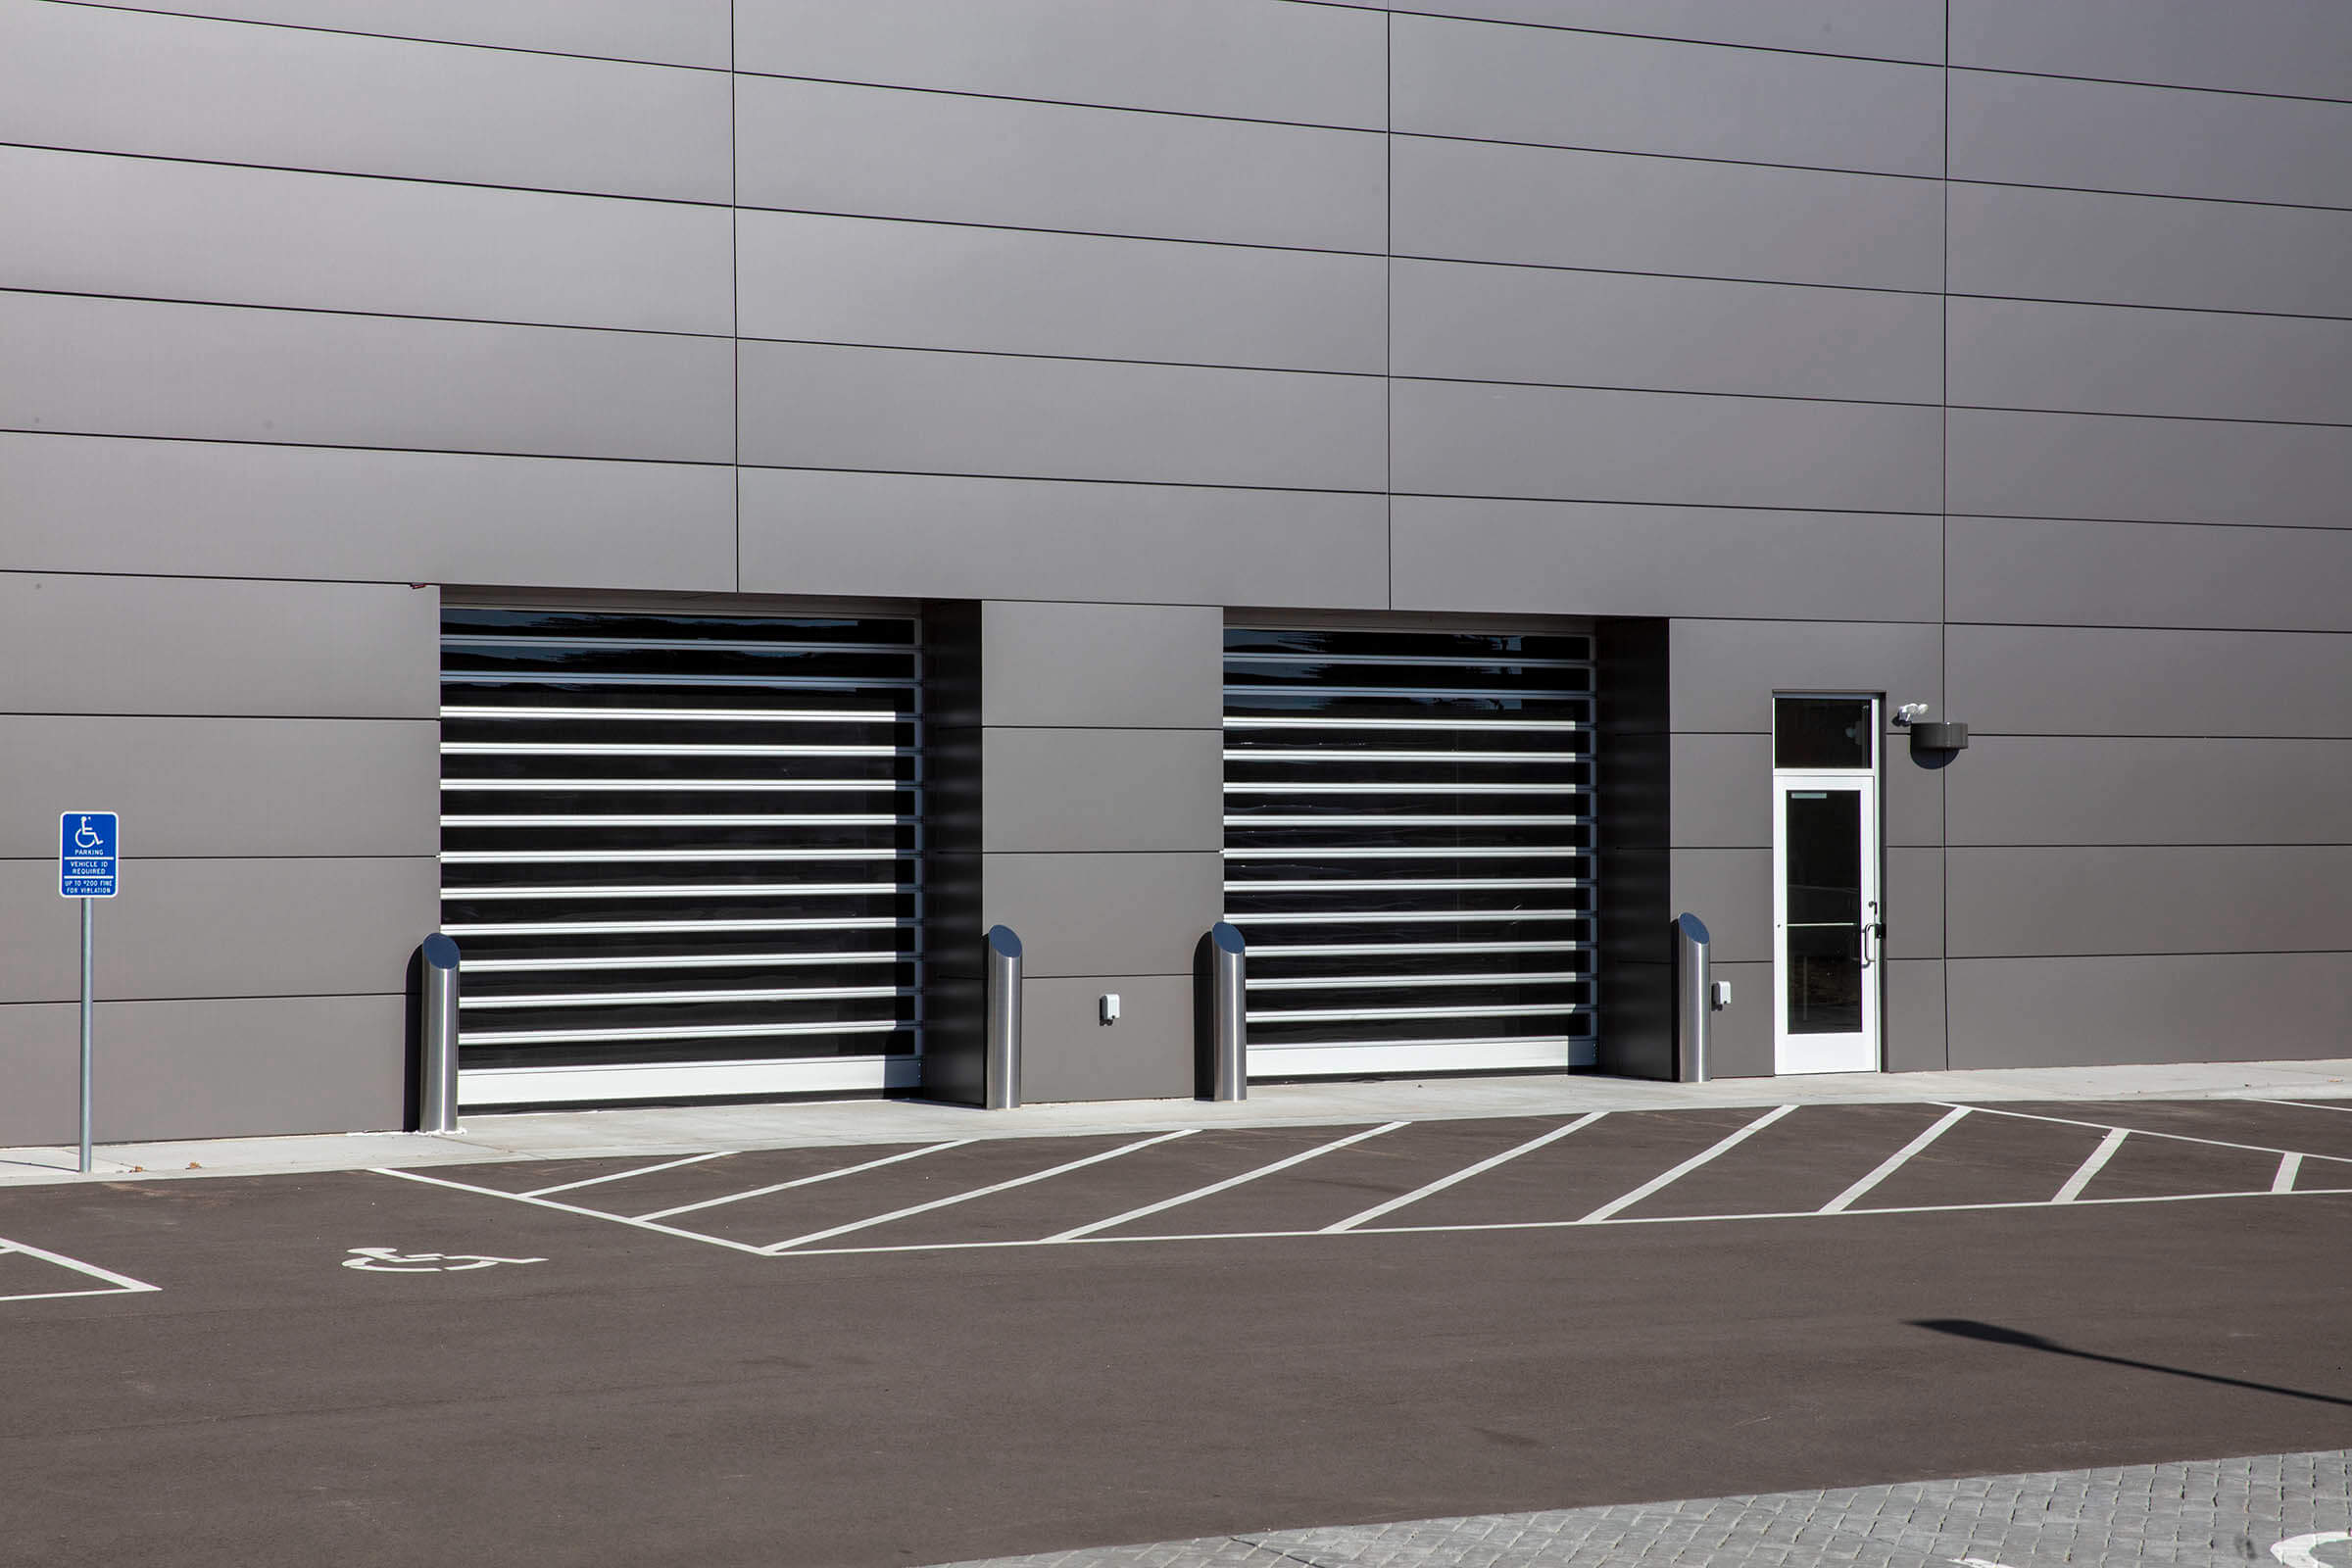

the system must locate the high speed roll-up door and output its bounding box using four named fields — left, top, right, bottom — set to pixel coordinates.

left=439, top=608, right=922, bottom=1108
left=1223, top=625, right=1595, bottom=1078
